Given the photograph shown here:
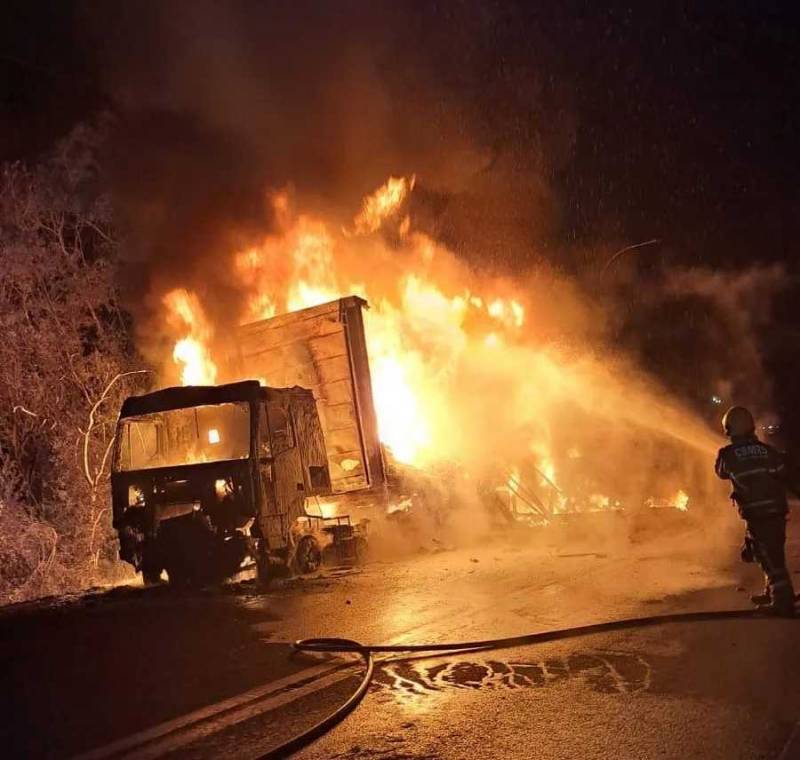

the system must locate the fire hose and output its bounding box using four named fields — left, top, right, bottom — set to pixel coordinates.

left=257, top=606, right=784, bottom=759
